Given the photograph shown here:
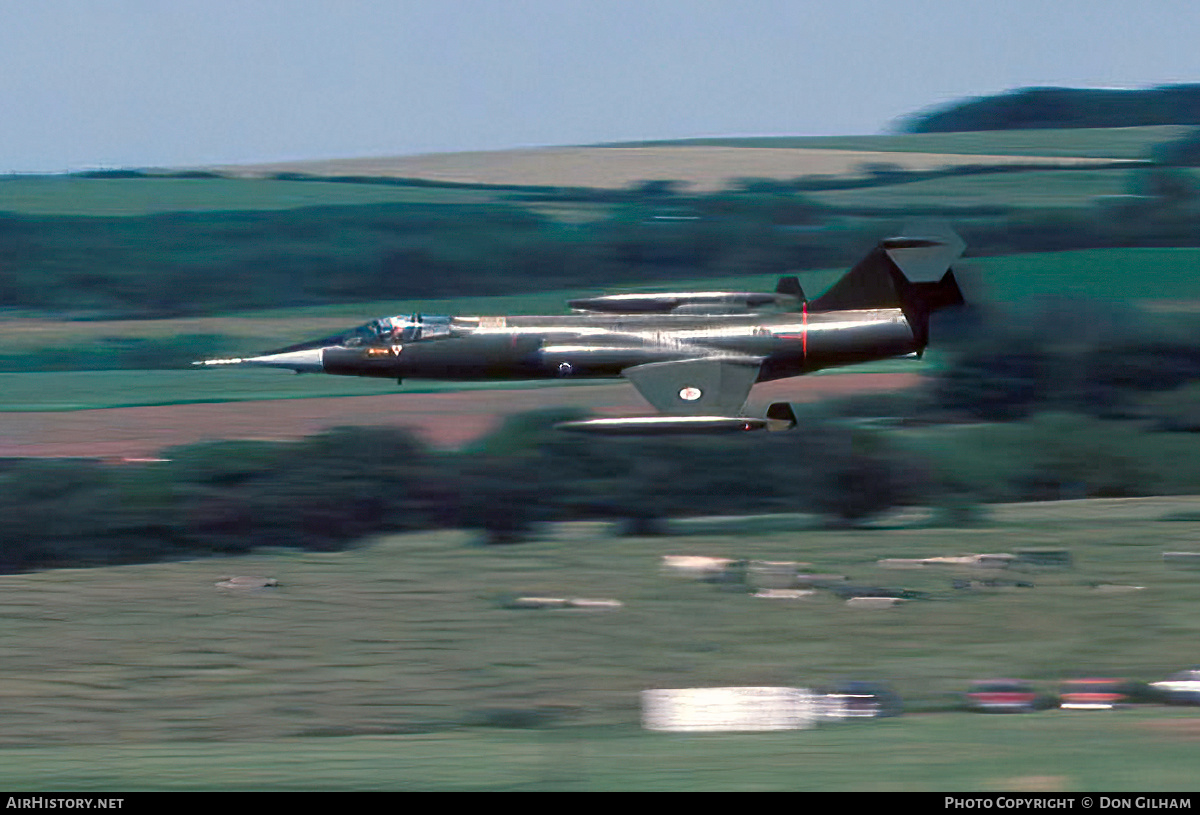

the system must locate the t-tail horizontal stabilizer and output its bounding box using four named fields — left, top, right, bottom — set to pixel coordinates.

left=808, top=225, right=966, bottom=349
